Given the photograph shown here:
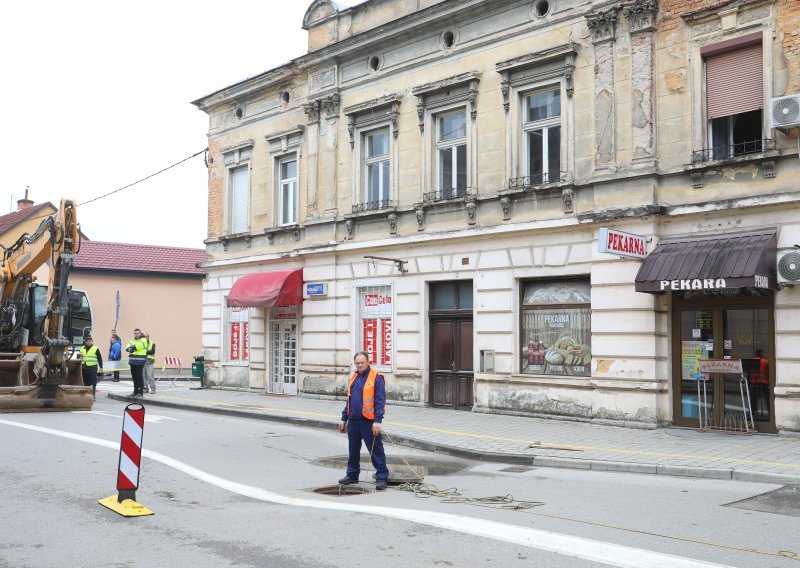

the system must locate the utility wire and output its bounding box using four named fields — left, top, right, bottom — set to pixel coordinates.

left=12, top=148, right=208, bottom=224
